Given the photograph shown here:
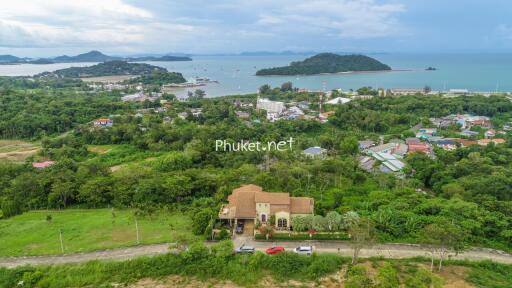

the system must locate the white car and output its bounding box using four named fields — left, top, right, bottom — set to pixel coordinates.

left=235, top=244, right=255, bottom=254
left=294, top=246, right=313, bottom=256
